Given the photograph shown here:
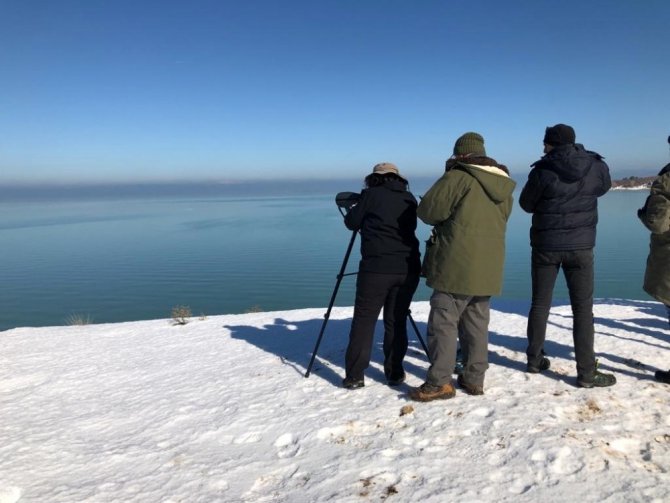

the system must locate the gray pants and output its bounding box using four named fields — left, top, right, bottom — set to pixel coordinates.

left=426, top=291, right=491, bottom=387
